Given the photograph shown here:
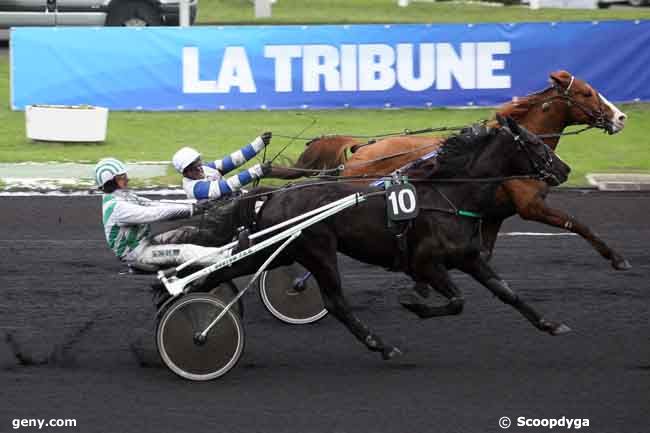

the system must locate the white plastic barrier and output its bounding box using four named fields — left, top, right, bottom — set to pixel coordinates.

left=25, top=105, right=108, bottom=142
